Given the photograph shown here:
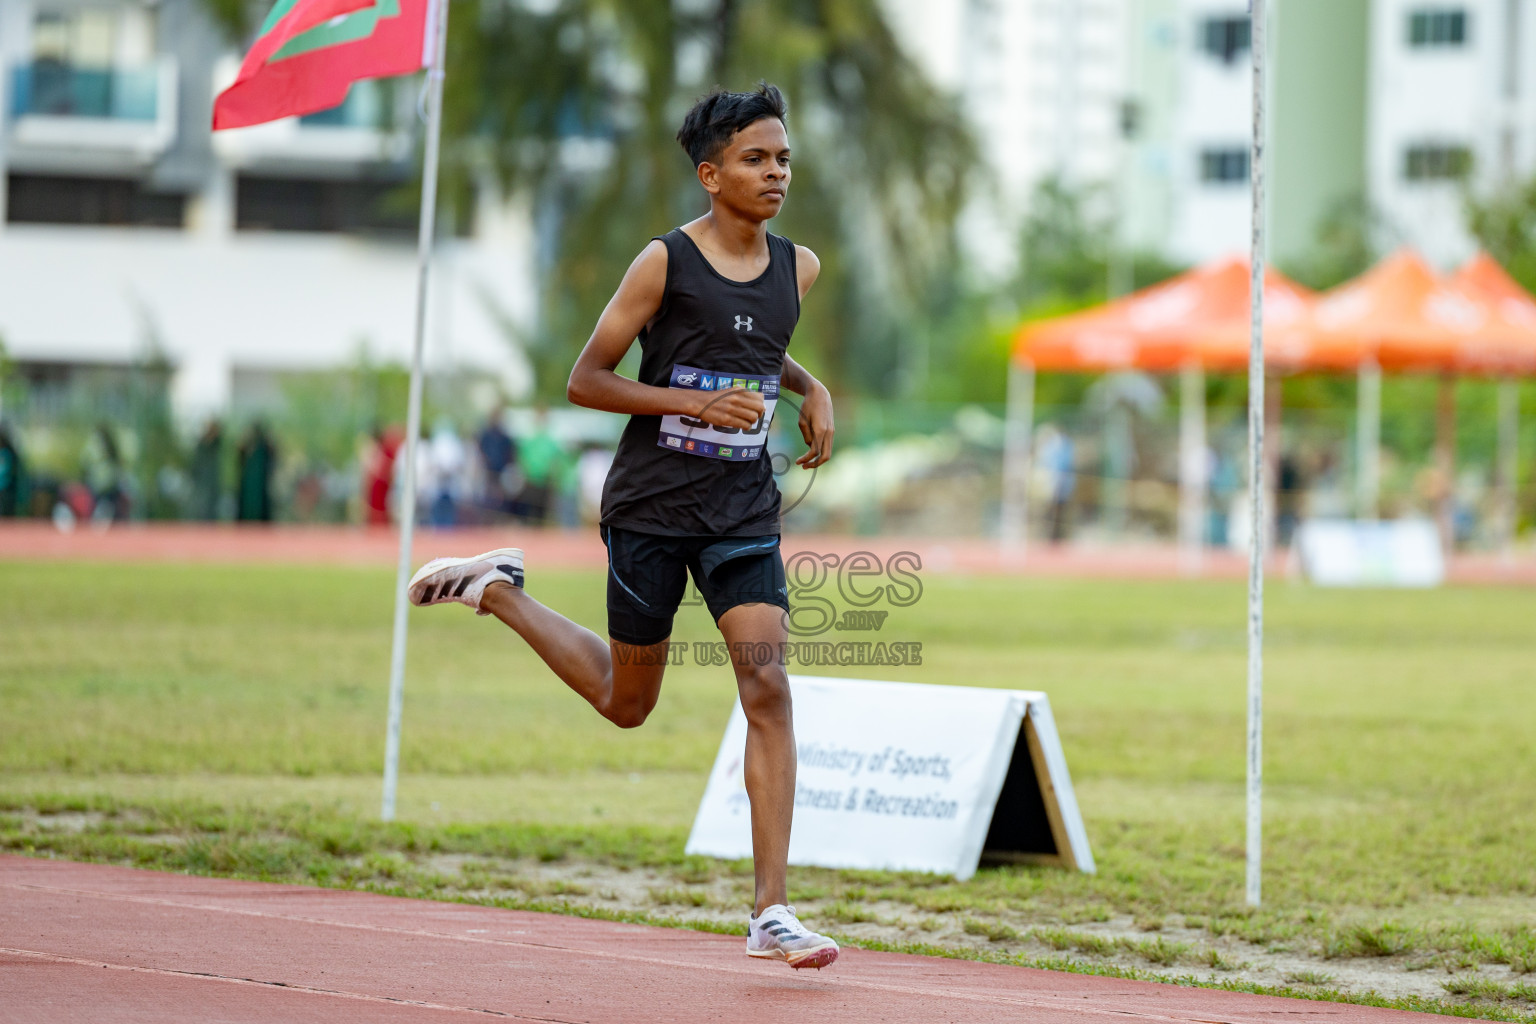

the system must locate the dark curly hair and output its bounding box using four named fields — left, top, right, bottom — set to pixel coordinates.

left=675, top=83, right=788, bottom=167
